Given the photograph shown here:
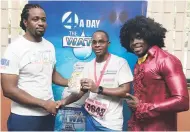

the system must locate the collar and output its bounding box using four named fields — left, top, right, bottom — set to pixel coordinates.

left=147, top=45, right=158, bottom=57
left=138, top=54, right=148, bottom=64
left=137, top=45, right=158, bottom=64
